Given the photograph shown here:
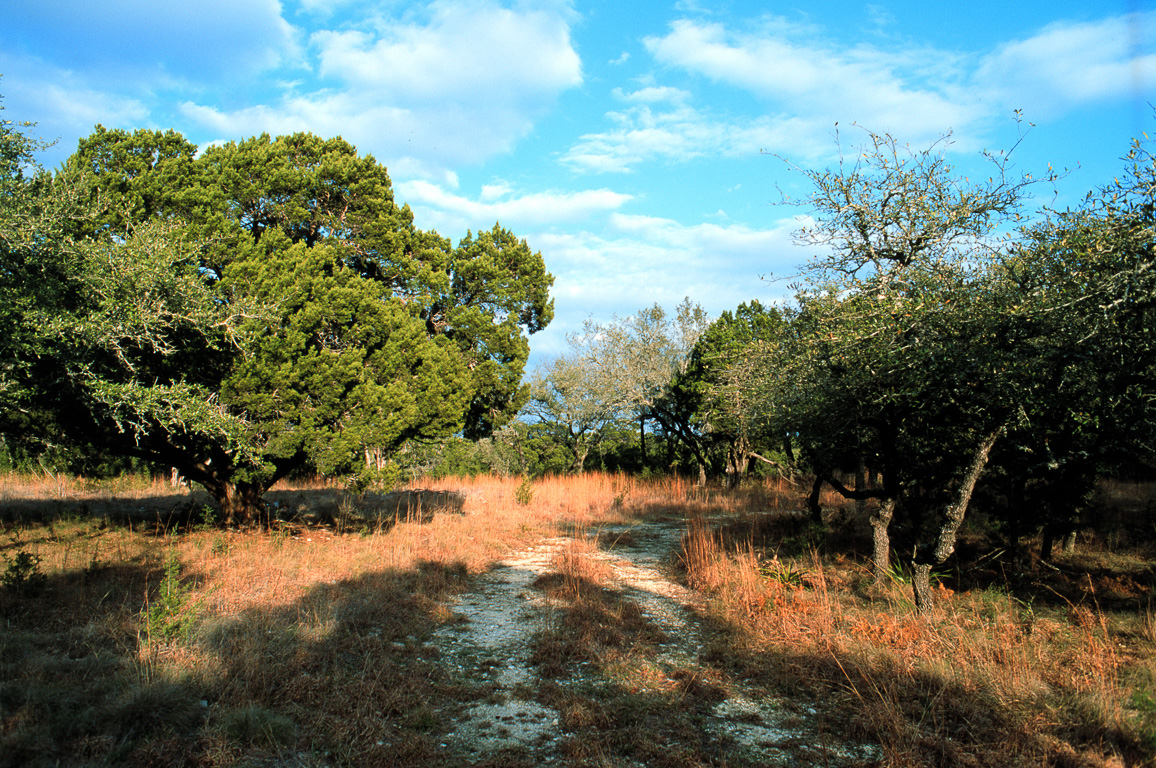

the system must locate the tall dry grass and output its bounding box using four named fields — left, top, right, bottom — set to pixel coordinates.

left=0, top=471, right=686, bottom=767
left=1, top=470, right=1152, bottom=767
left=679, top=504, right=1153, bottom=767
